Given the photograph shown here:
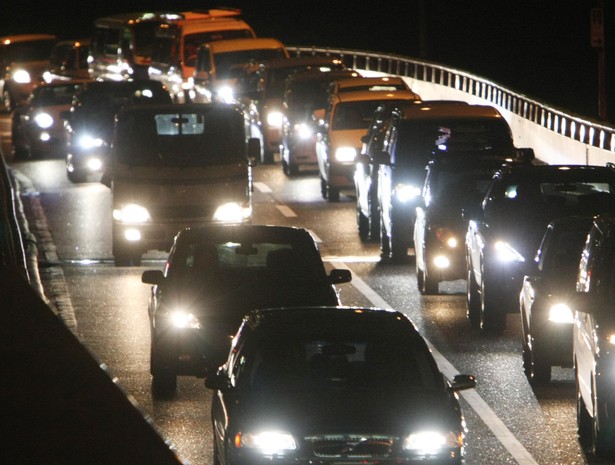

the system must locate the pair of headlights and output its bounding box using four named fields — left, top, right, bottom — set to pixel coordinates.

left=113, top=202, right=251, bottom=225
